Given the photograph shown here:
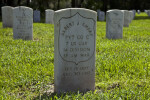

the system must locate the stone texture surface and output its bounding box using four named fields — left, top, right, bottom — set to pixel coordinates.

left=106, top=10, right=124, bottom=39
left=122, top=10, right=130, bottom=27
left=98, top=10, right=105, bottom=21
left=45, top=9, right=54, bottom=24
left=13, top=6, right=33, bottom=40
left=54, top=8, right=97, bottom=93
left=33, top=10, right=40, bottom=22
left=2, top=6, right=14, bottom=28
